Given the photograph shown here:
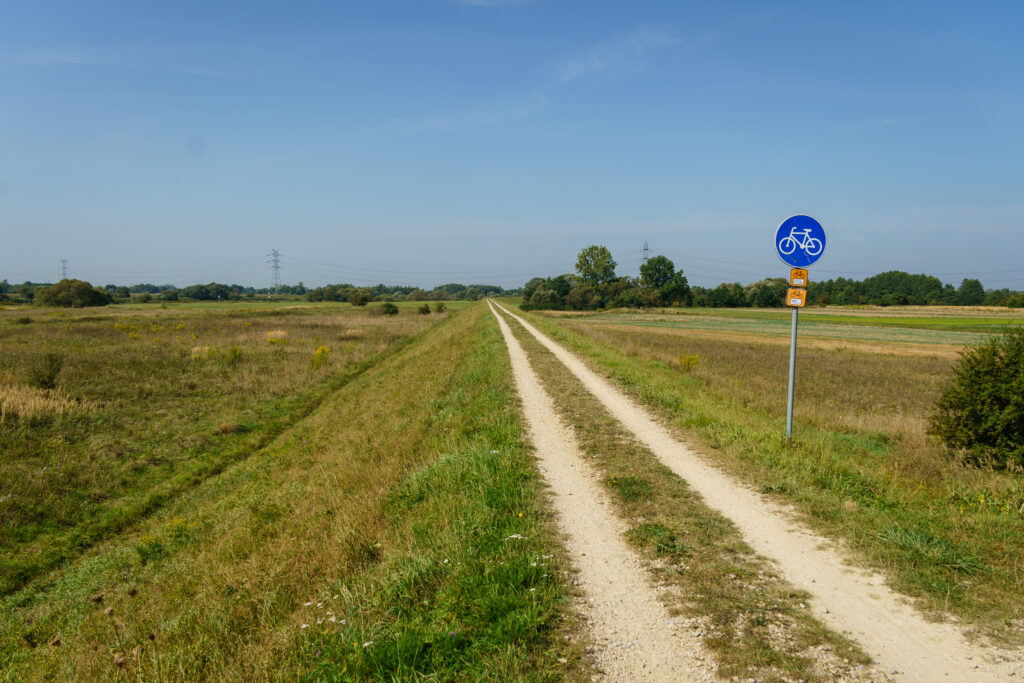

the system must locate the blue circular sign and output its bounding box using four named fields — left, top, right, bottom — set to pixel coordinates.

left=775, top=215, right=826, bottom=268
